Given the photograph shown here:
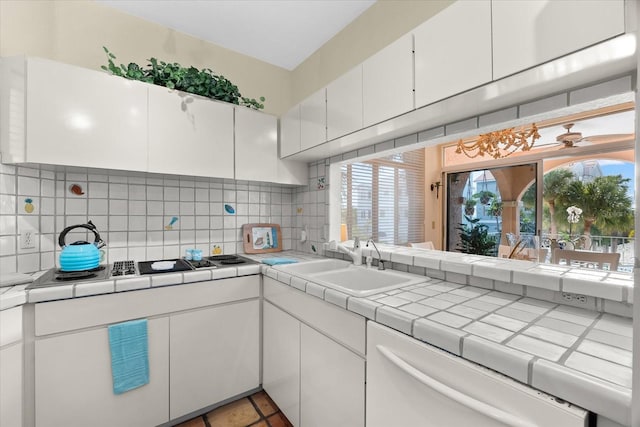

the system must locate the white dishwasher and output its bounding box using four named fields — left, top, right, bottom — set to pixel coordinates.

left=367, top=323, right=588, bottom=427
